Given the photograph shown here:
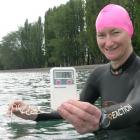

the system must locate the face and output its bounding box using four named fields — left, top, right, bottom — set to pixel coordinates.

left=96, top=27, right=132, bottom=62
